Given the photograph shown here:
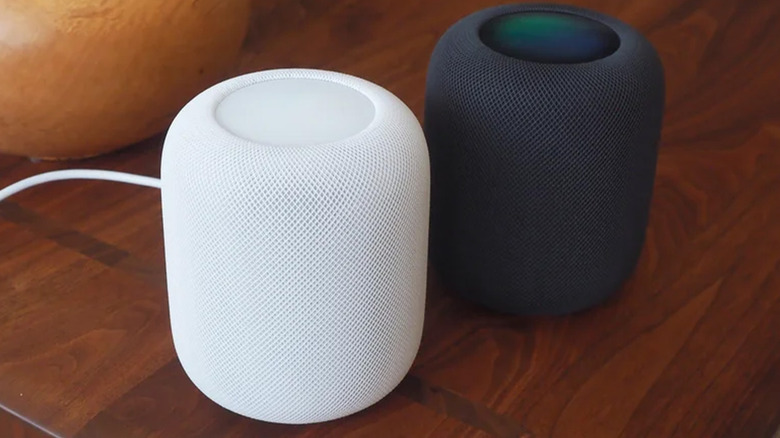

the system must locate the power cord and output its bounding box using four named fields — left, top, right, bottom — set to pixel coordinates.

left=0, top=170, right=161, bottom=202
